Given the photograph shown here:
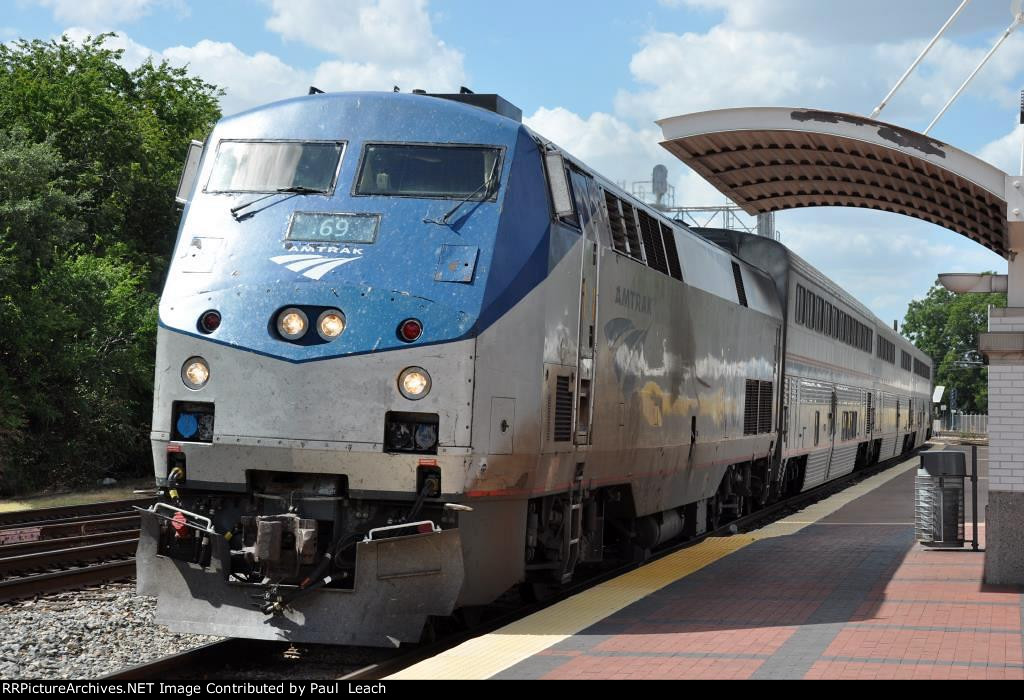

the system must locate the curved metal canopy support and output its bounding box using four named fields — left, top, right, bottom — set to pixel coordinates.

left=657, top=107, right=1024, bottom=258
